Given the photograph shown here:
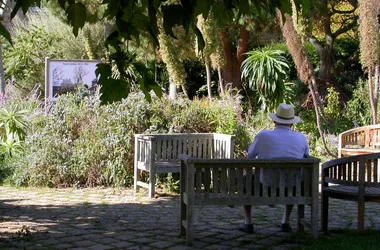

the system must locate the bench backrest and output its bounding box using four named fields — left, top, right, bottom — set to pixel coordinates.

left=180, top=155, right=320, bottom=206
left=322, top=153, right=380, bottom=191
left=134, top=133, right=235, bottom=165
left=339, top=125, right=380, bottom=149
